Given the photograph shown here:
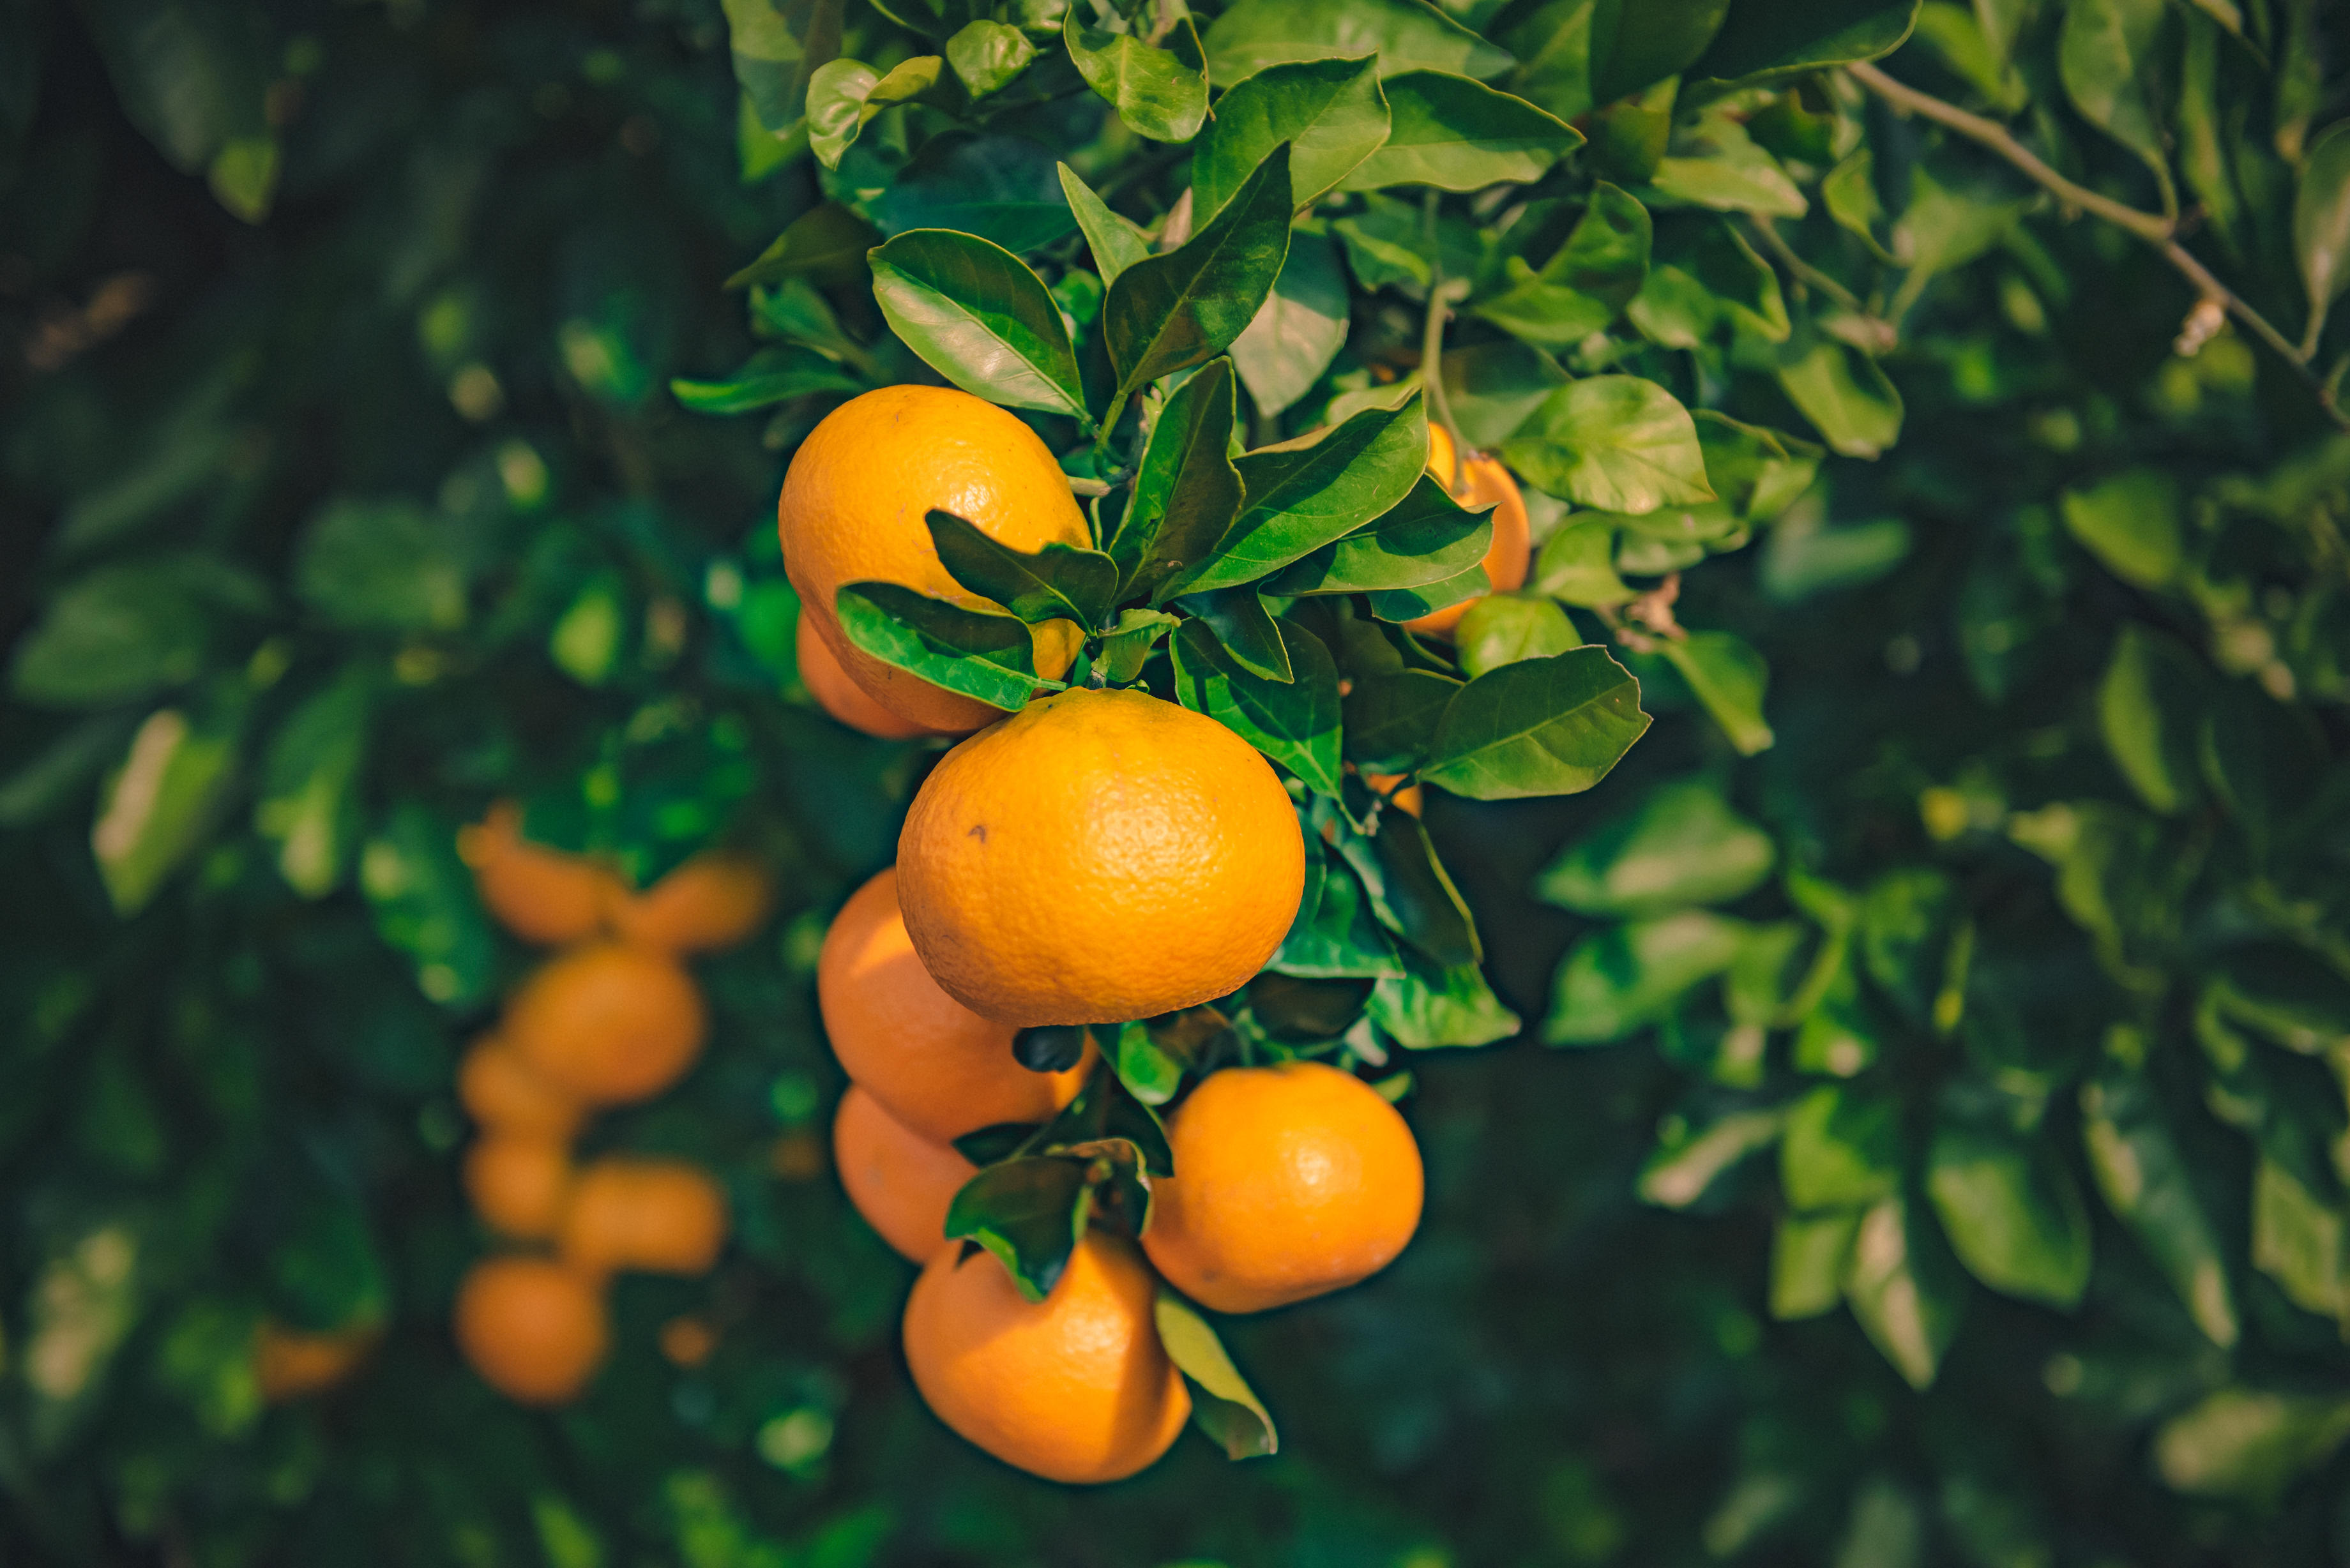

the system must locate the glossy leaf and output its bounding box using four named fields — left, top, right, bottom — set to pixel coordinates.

left=1171, top=618, right=1342, bottom=797
left=727, top=202, right=880, bottom=289
left=1064, top=13, right=1208, bottom=143
left=1175, top=395, right=1427, bottom=594
left=944, top=1157, right=1089, bottom=1302
left=1499, top=377, right=1714, bottom=515
left=868, top=229, right=1086, bottom=419
left=1420, top=647, right=1651, bottom=801
left=1365, top=562, right=1489, bottom=624
left=1058, top=163, right=1150, bottom=286
left=1230, top=231, right=1350, bottom=420
left=1103, top=144, right=1292, bottom=398
left=670, top=345, right=865, bottom=413
left=1273, top=843, right=1407, bottom=978
left=1454, top=596, right=1578, bottom=679
left=868, top=135, right=1076, bottom=253
left=806, top=56, right=940, bottom=169
left=1265, top=474, right=1491, bottom=596
left=1154, top=1289, right=1278, bottom=1459
left=1342, top=668, right=1460, bottom=773
left=1687, top=0, right=1920, bottom=89
left=835, top=582, right=1058, bottom=710
left=945, top=19, right=1036, bottom=98
left=1472, top=183, right=1651, bottom=348
left=925, top=509, right=1114, bottom=630
left=1178, top=586, right=1291, bottom=682
left=1191, top=57, right=1389, bottom=219
left=1324, top=801, right=1480, bottom=967
left=1533, top=519, right=1635, bottom=608
left=1342, top=72, right=1580, bottom=193
left=1367, top=952, right=1520, bottom=1048
left=1536, top=777, right=1775, bottom=917
left=1201, top=0, right=1513, bottom=84
left=1112, top=361, right=1244, bottom=605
